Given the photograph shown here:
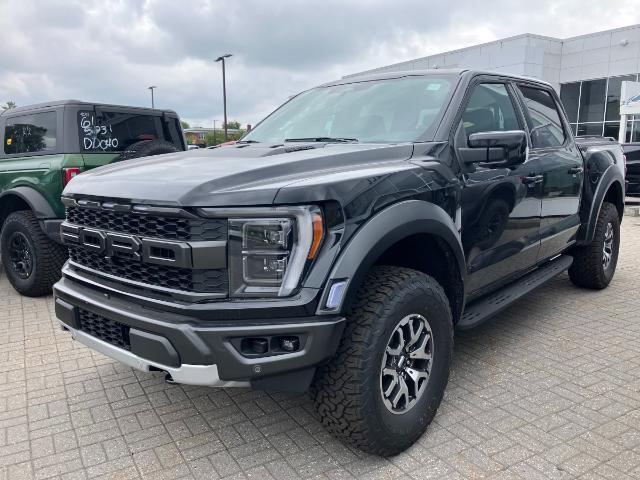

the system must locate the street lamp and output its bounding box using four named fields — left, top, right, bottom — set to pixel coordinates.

left=215, top=54, right=232, bottom=141
left=148, top=86, right=157, bottom=109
